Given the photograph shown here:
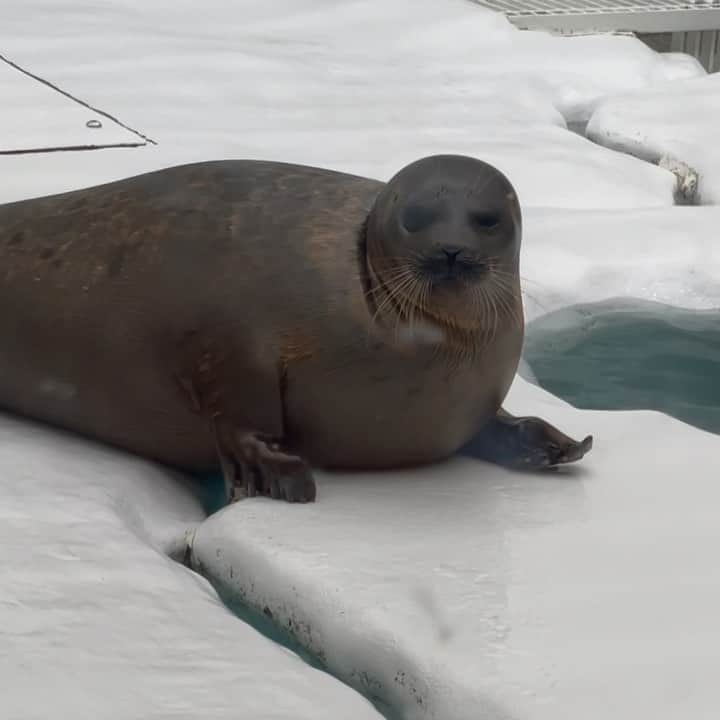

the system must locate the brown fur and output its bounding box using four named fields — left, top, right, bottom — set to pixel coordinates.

left=0, top=157, right=523, bottom=477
